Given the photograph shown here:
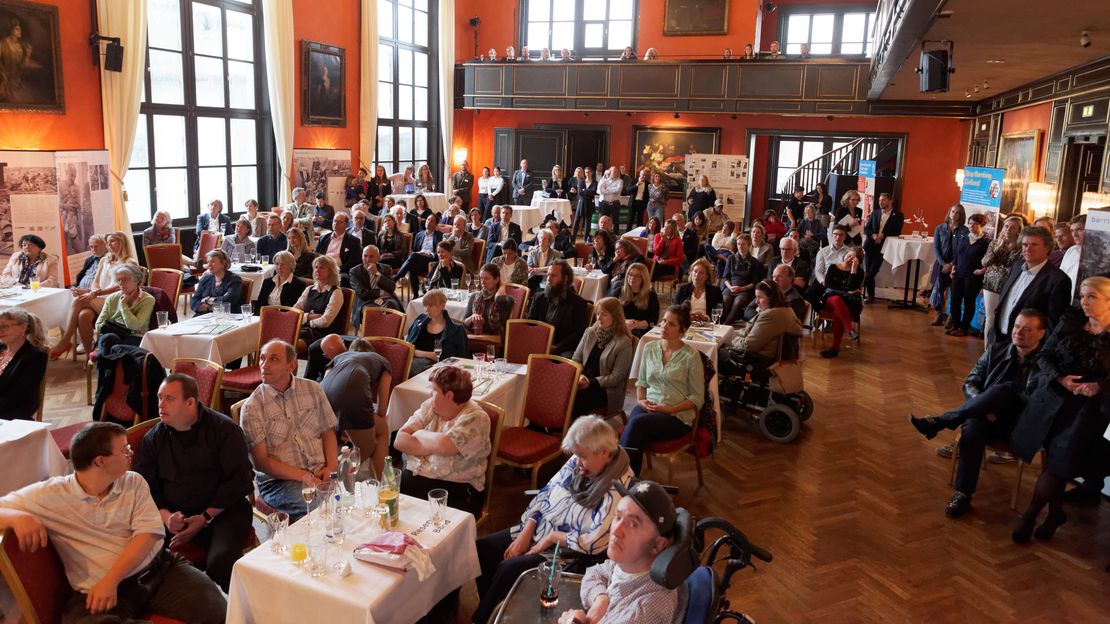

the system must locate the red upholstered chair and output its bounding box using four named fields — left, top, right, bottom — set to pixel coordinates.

left=474, top=400, right=505, bottom=529
left=218, top=306, right=303, bottom=404
left=144, top=243, right=184, bottom=271
left=629, top=236, right=649, bottom=257
left=360, top=306, right=406, bottom=339
left=503, top=283, right=530, bottom=320
left=337, top=287, right=355, bottom=334
left=368, top=337, right=414, bottom=394
left=573, top=242, right=591, bottom=267
left=171, top=358, right=224, bottom=408
left=195, top=231, right=221, bottom=264
left=504, top=319, right=554, bottom=365
left=148, top=268, right=183, bottom=307
left=470, top=239, right=486, bottom=277
left=644, top=411, right=705, bottom=486
left=496, top=354, right=581, bottom=489
left=0, top=529, right=186, bottom=624
left=240, top=280, right=255, bottom=309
